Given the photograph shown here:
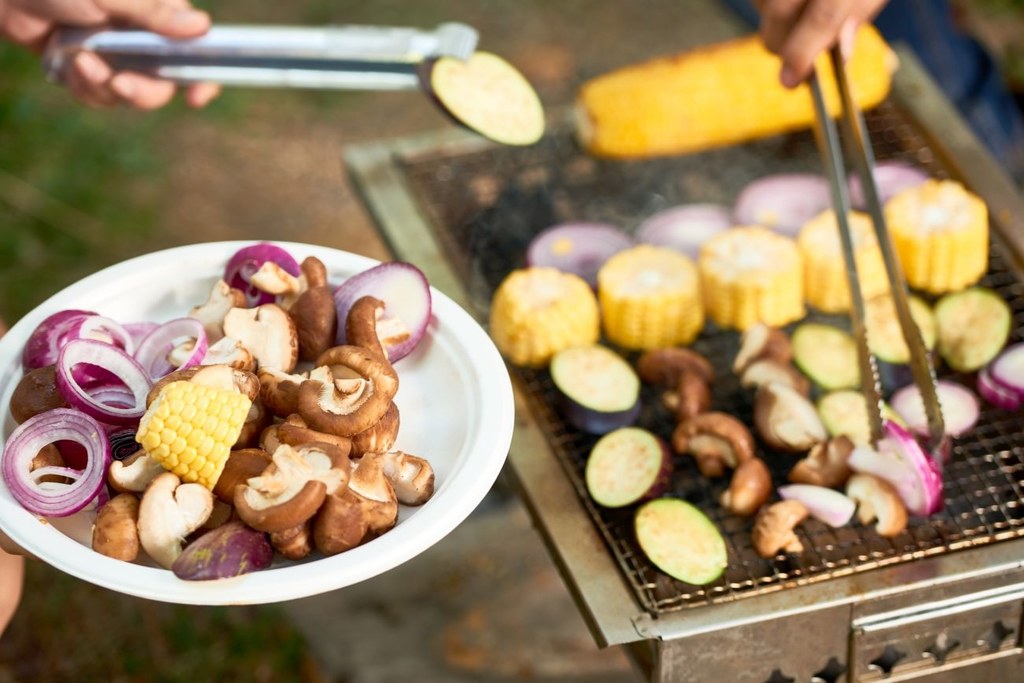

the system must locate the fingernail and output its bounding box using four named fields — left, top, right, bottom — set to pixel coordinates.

left=169, top=8, right=209, bottom=30
left=780, top=66, right=799, bottom=89
left=110, top=74, right=136, bottom=100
